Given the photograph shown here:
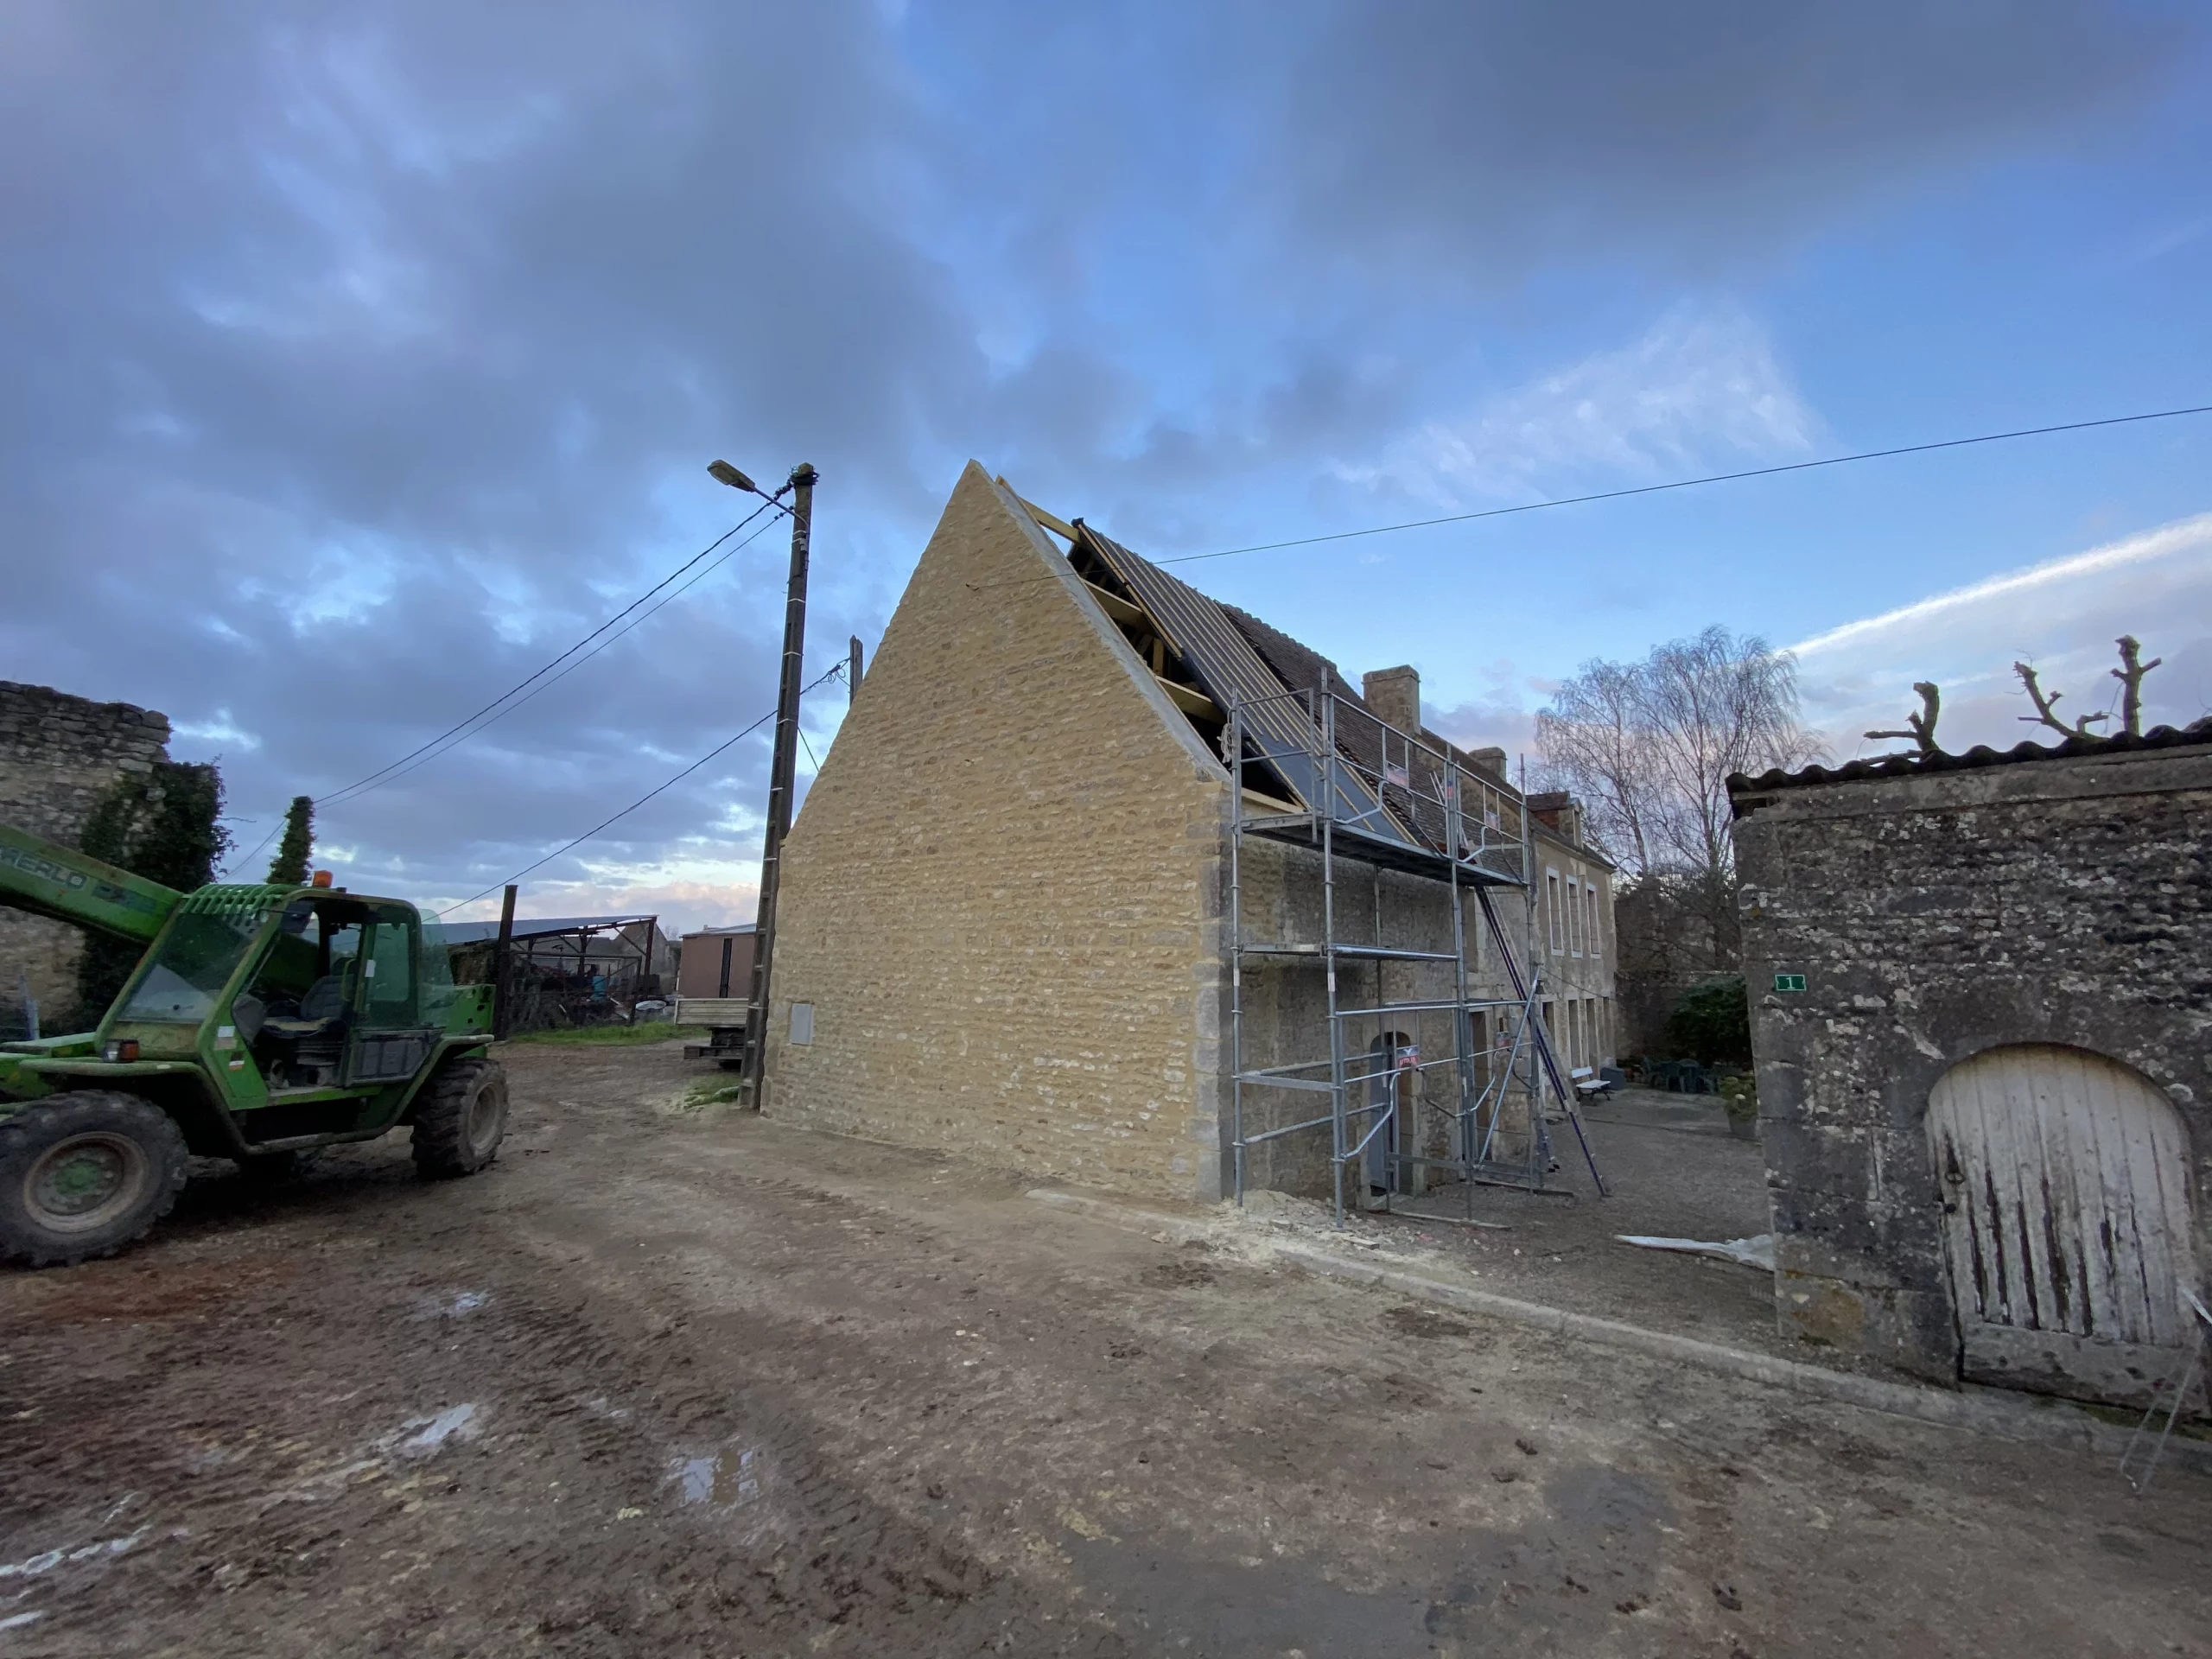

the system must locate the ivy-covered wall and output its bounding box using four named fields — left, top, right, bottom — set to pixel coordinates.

left=0, top=682, right=186, bottom=1035
left=70, top=757, right=231, bottom=1027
